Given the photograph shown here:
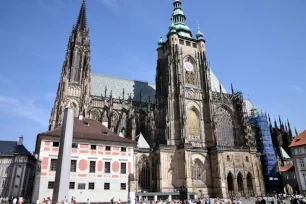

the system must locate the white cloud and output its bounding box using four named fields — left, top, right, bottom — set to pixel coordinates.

left=0, top=95, right=49, bottom=127
left=99, top=0, right=118, bottom=8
